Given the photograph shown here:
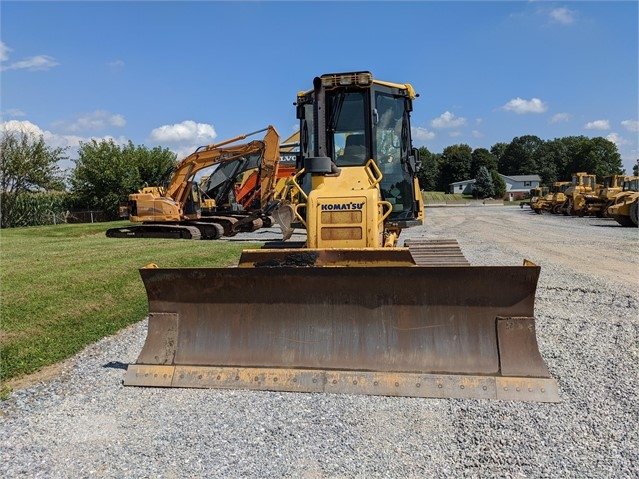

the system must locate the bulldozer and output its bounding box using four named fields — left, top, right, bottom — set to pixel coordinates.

left=106, top=126, right=282, bottom=239
left=532, top=181, right=570, bottom=214
left=520, top=186, right=548, bottom=209
left=607, top=176, right=639, bottom=227
left=554, top=172, right=597, bottom=216
left=124, top=71, right=559, bottom=402
left=573, top=174, right=628, bottom=218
